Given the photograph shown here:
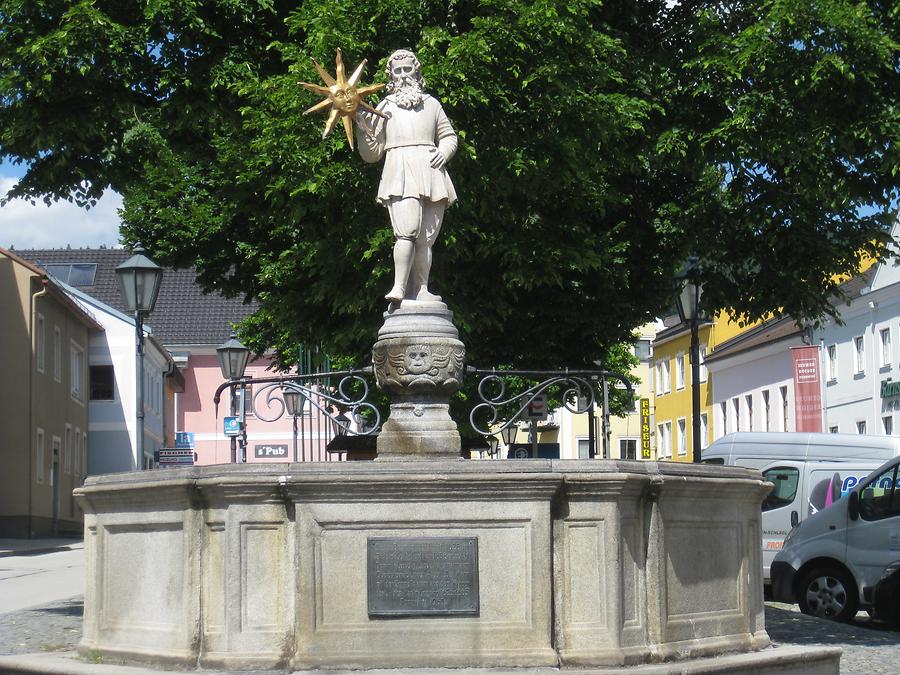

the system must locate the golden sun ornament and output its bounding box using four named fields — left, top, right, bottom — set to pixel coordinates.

left=298, top=48, right=387, bottom=150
